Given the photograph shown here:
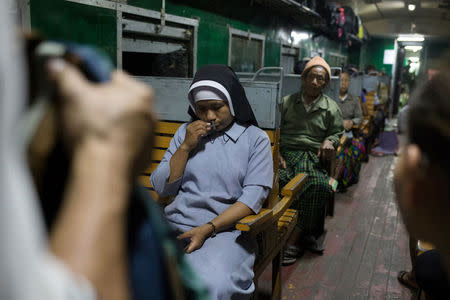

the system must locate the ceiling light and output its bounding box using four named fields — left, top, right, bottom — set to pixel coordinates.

left=408, top=4, right=416, bottom=11
left=397, top=35, right=424, bottom=42
left=405, top=45, right=423, bottom=52
left=290, top=31, right=309, bottom=44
